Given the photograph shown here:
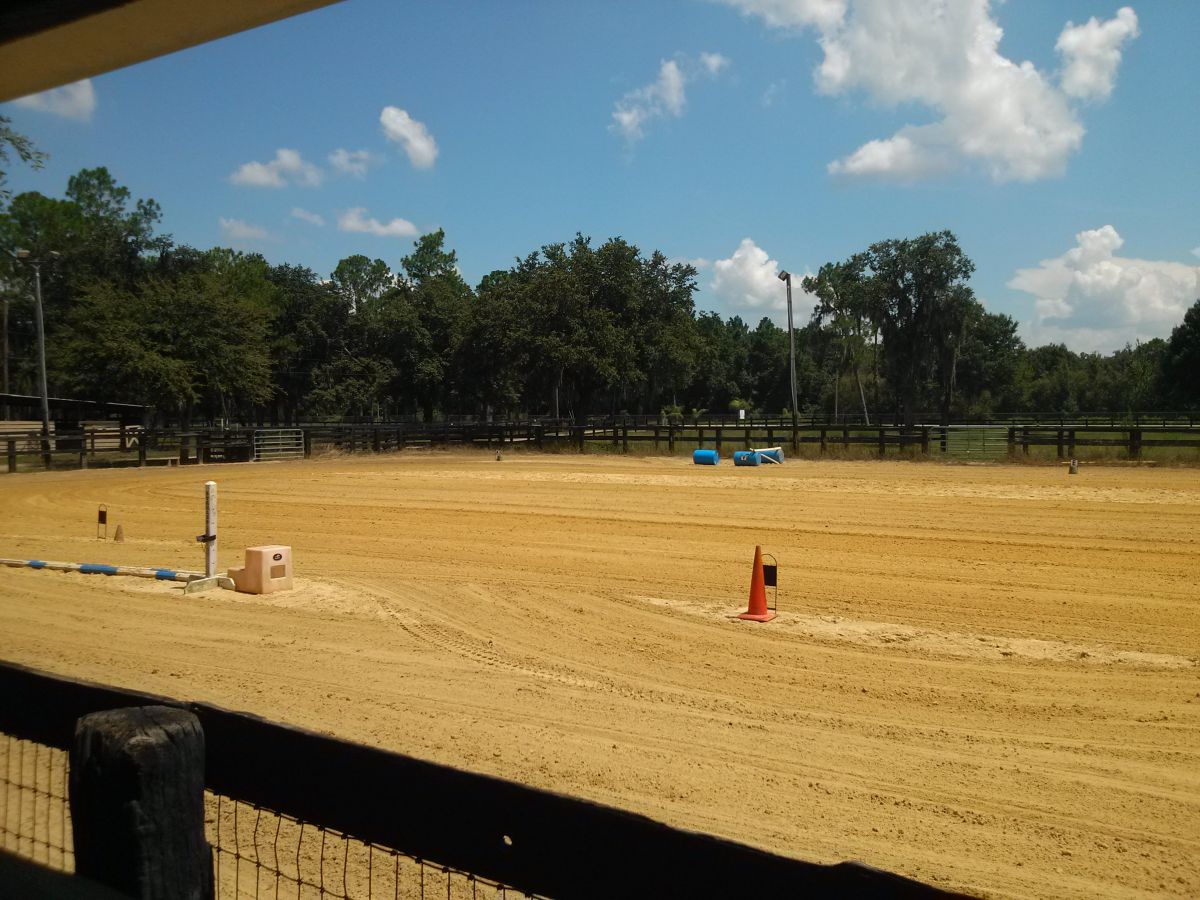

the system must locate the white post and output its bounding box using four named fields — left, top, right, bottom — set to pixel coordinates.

left=204, top=481, right=217, bottom=578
